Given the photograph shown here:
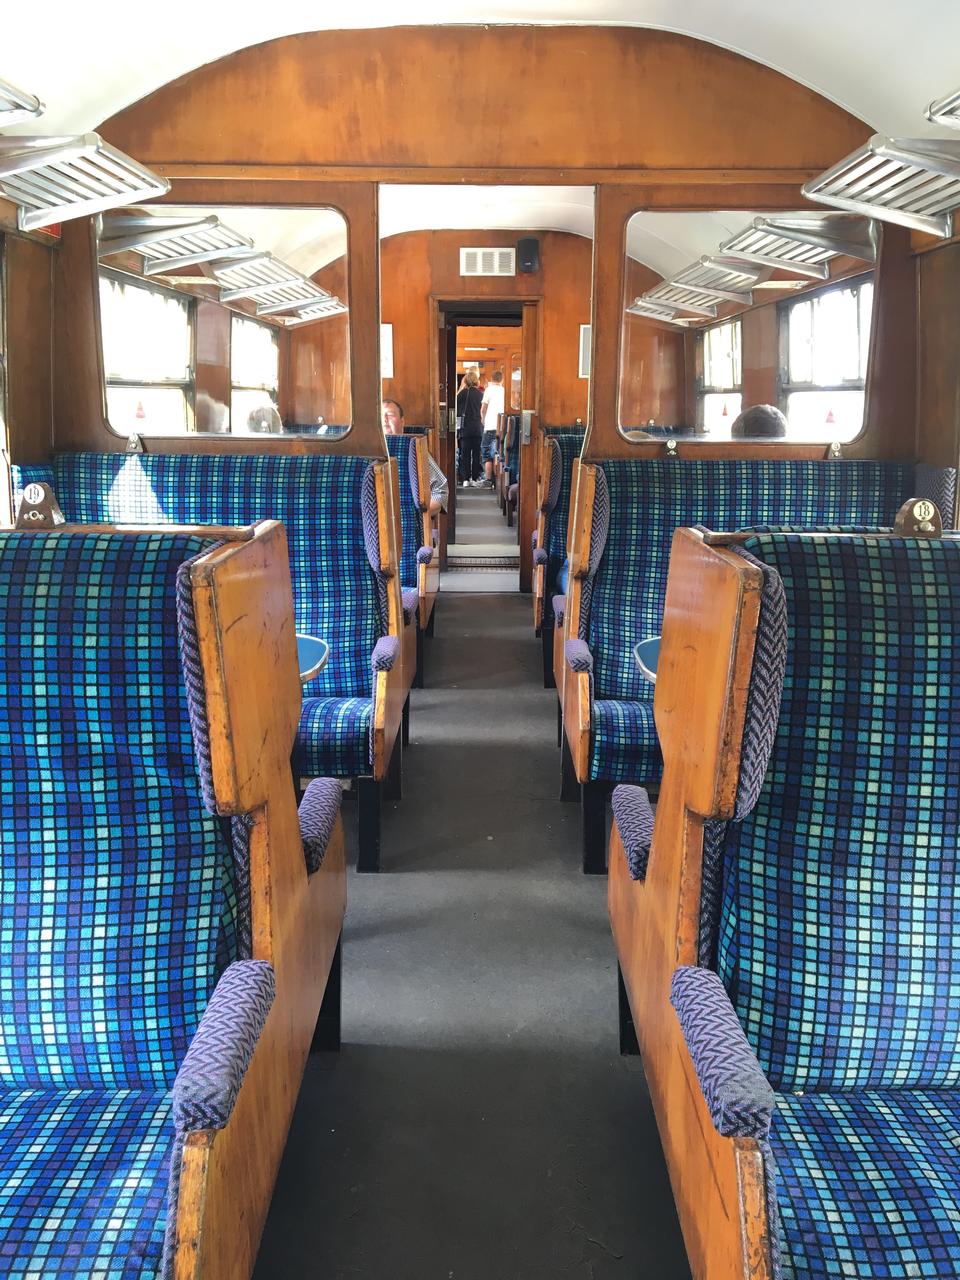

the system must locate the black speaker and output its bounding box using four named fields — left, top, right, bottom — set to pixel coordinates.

left=517, top=237, right=540, bottom=273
